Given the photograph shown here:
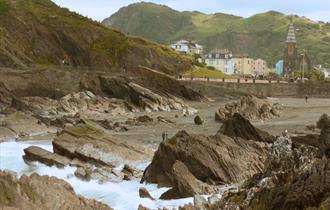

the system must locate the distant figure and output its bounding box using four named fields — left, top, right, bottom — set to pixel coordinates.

left=165, top=131, right=169, bottom=140
left=305, top=95, right=308, bottom=103
left=162, top=131, right=166, bottom=141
